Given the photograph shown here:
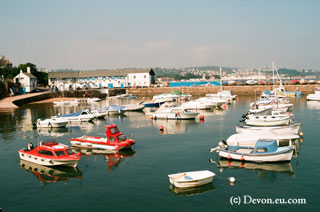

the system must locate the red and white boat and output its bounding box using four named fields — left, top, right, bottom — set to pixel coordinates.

left=70, top=124, right=135, bottom=152
left=18, top=142, right=81, bottom=167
